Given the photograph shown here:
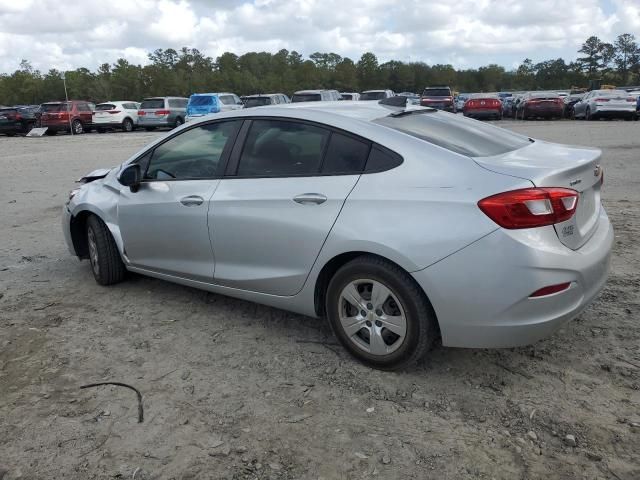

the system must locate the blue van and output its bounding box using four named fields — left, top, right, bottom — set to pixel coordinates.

left=185, top=92, right=243, bottom=122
